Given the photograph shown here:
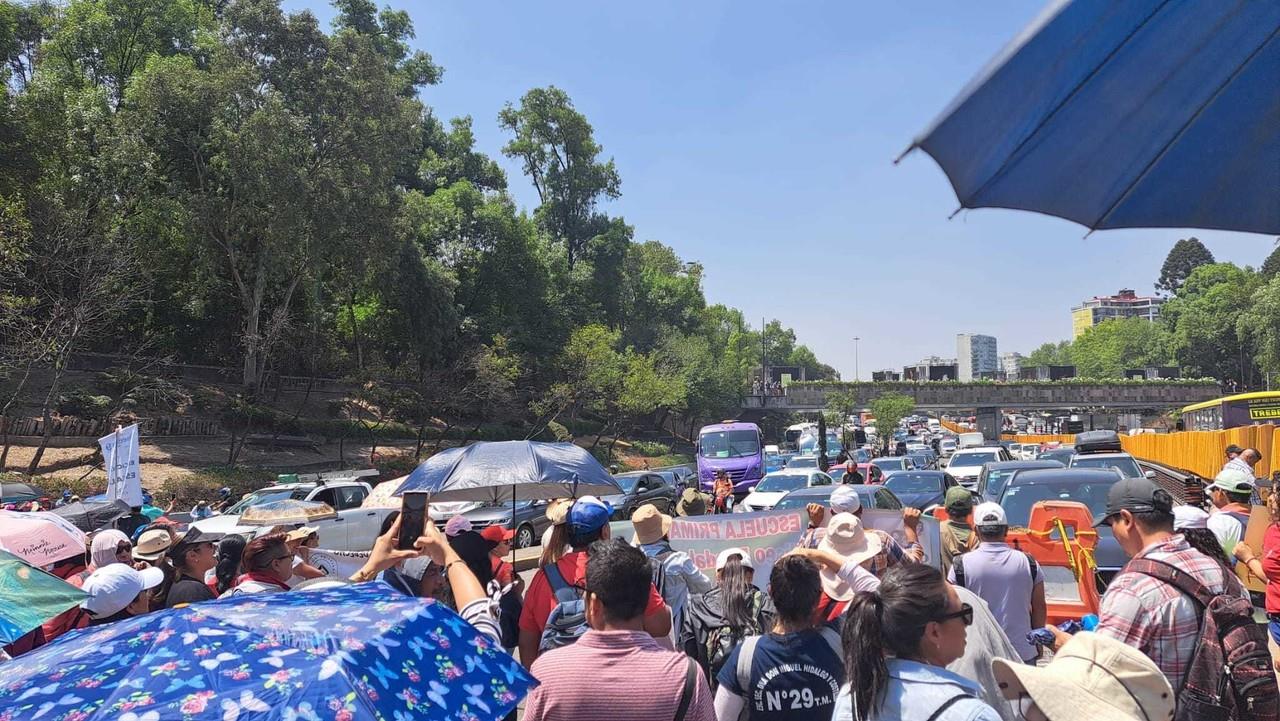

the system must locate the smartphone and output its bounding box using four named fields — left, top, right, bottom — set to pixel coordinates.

left=398, top=492, right=428, bottom=550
